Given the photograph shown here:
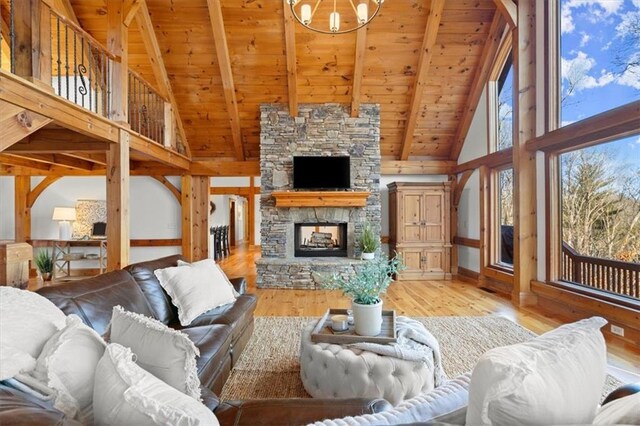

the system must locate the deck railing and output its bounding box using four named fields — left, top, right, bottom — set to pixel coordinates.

left=562, top=243, right=640, bottom=299
left=50, top=9, right=117, bottom=118
left=128, top=70, right=166, bottom=145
